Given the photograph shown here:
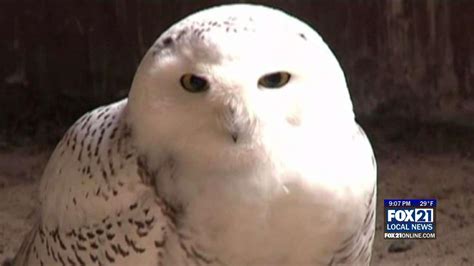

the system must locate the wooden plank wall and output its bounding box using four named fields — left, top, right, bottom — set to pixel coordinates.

left=1, top=0, right=473, bottom=137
